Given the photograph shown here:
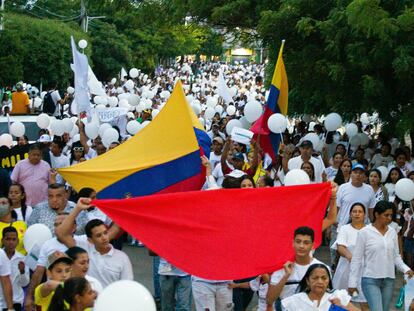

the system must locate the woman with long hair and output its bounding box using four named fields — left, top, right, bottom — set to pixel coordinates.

left=301, top=162, right=315, bottom=183
left=334, top=159, right=352, bottom=186
left=8, top=183, right=33, bottom=221
left=48, top=277, right=96, bottom=311
left=282, top=263, right=359, bottom=310
left=349, top=201, right=414, bottom=311
left=368, top=169, right=389, bottom=203
left=0, top=197, right=27, bottom=254
left=384, top=167, right=404, bottom=203
left=333, top=203, right=368, bottom=310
